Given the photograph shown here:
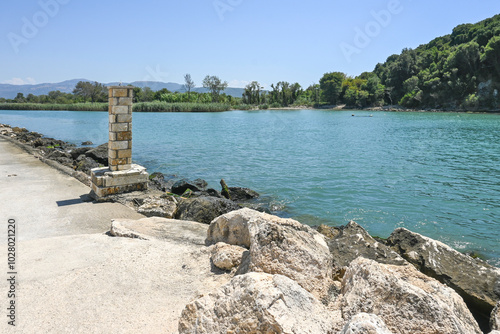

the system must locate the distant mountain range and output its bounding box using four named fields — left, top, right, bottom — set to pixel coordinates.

left=0, top=79, right=245, bottom=99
